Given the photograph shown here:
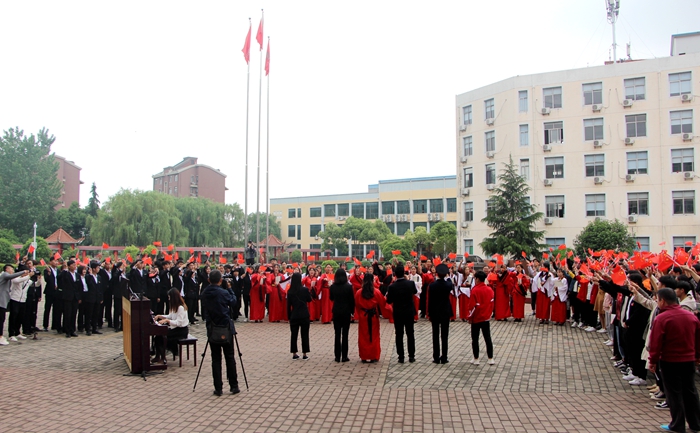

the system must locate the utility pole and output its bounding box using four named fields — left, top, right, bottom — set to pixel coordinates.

left=606, top=0, right=620, bottom=63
